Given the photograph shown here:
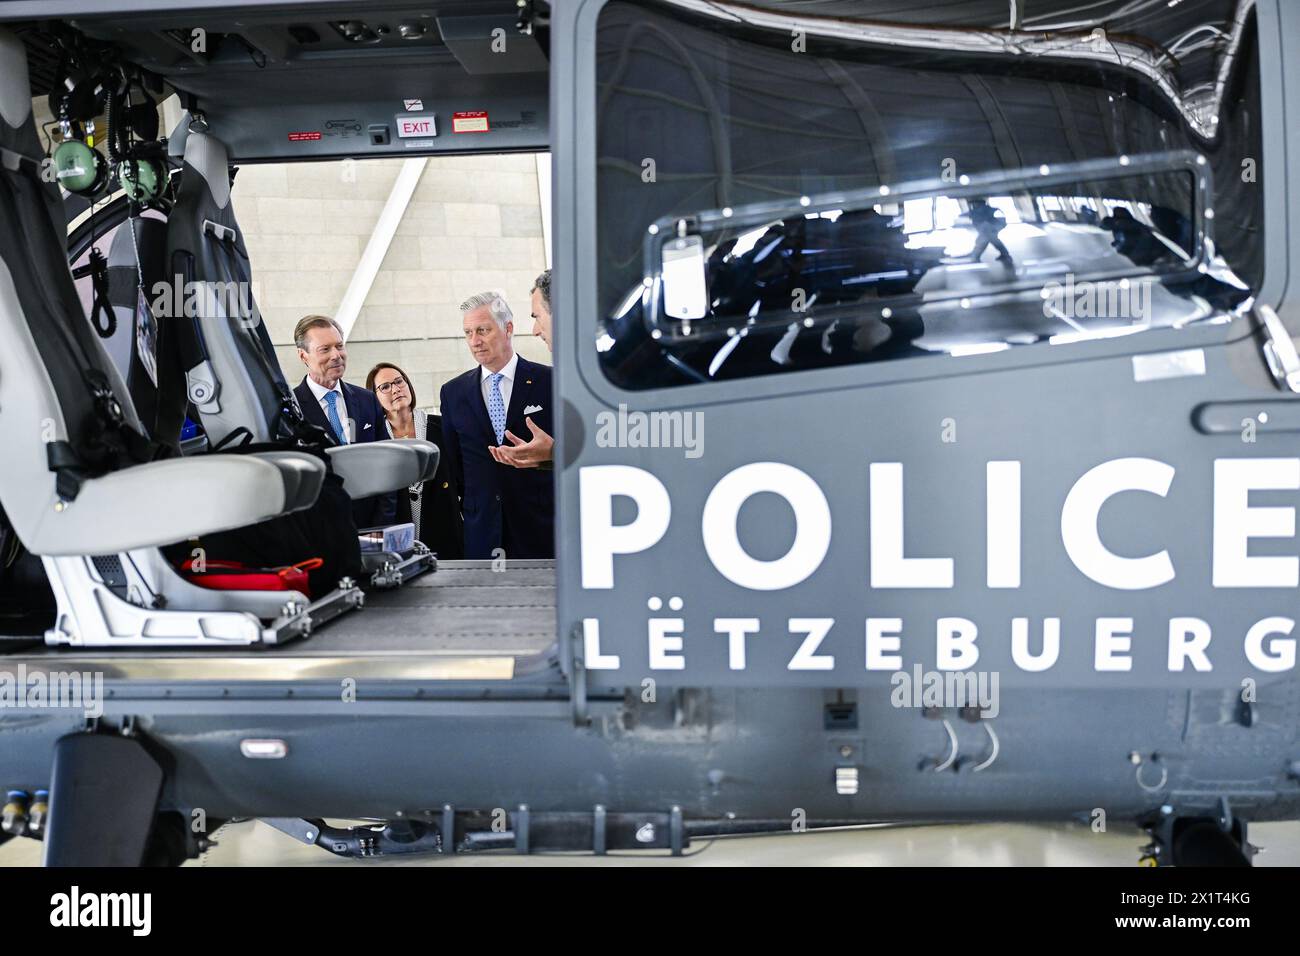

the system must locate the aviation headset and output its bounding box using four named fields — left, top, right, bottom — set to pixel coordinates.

left=48, top=65, right=109, bottom=196
left=109, top=75, right=169, bottom=203
left=49, top=61, right=169, bottom=202
left=50, top=49, right=172, bottom=343
left=51, top=130, right=109, bottom=197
